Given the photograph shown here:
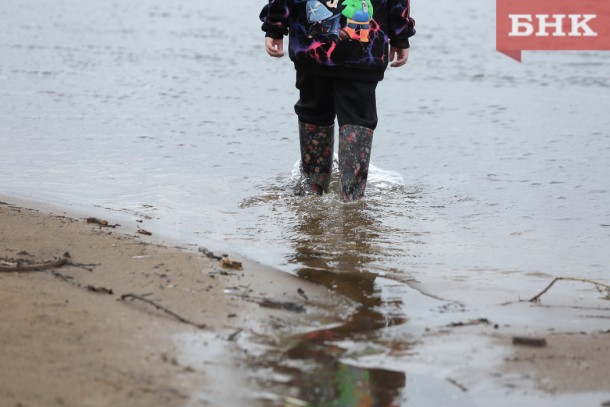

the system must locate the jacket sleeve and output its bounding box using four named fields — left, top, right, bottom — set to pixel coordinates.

left=387, top=0, right=416, bottom=49
left=260, top=0, right=290, bottom=40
